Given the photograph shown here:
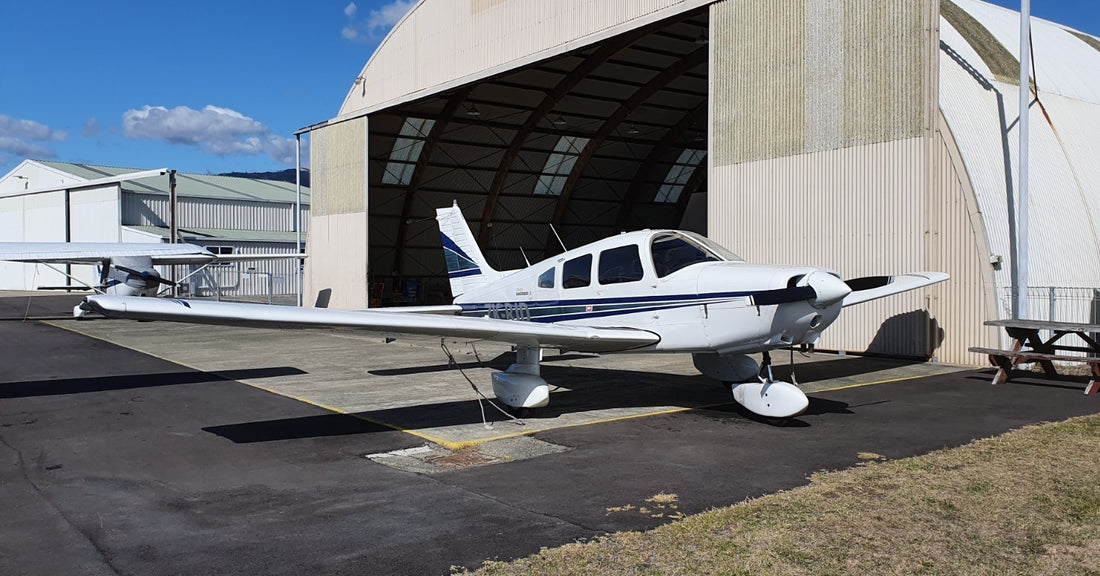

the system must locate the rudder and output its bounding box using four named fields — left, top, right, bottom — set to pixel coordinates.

left=435, top=202, right=500, bottom=299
